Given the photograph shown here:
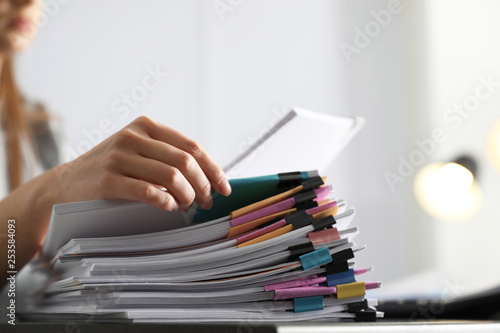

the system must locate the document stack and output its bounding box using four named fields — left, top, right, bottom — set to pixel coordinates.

left=18, top=171, right=383, bottom=323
